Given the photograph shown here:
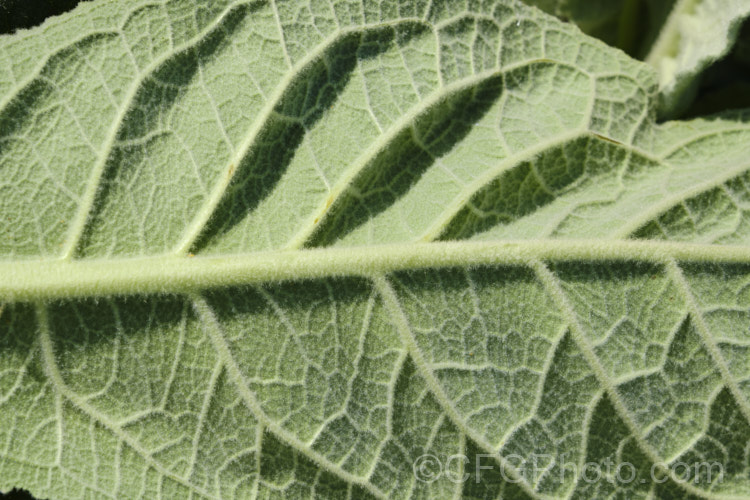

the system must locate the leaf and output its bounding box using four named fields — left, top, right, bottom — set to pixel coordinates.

left=683, top=19, right=750, bottom=117
left=522, top=0, right=750, bottom=117
left=644, top=0, right=750, bottom=116
left=520, top=0, right=624, bottom=30
left=520, top=0, right=628, bottom=48
left=0, top=1, right=749, bottom=499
